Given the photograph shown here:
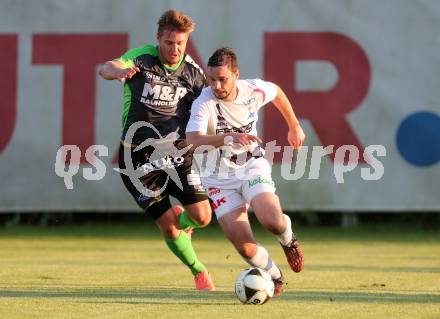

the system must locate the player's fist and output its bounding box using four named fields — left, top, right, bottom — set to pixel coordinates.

left=117, top=66, right=140, bottom=83
left=226, top=132, right=262, bottom=152
left=287, top=125, right=305, bottom=150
